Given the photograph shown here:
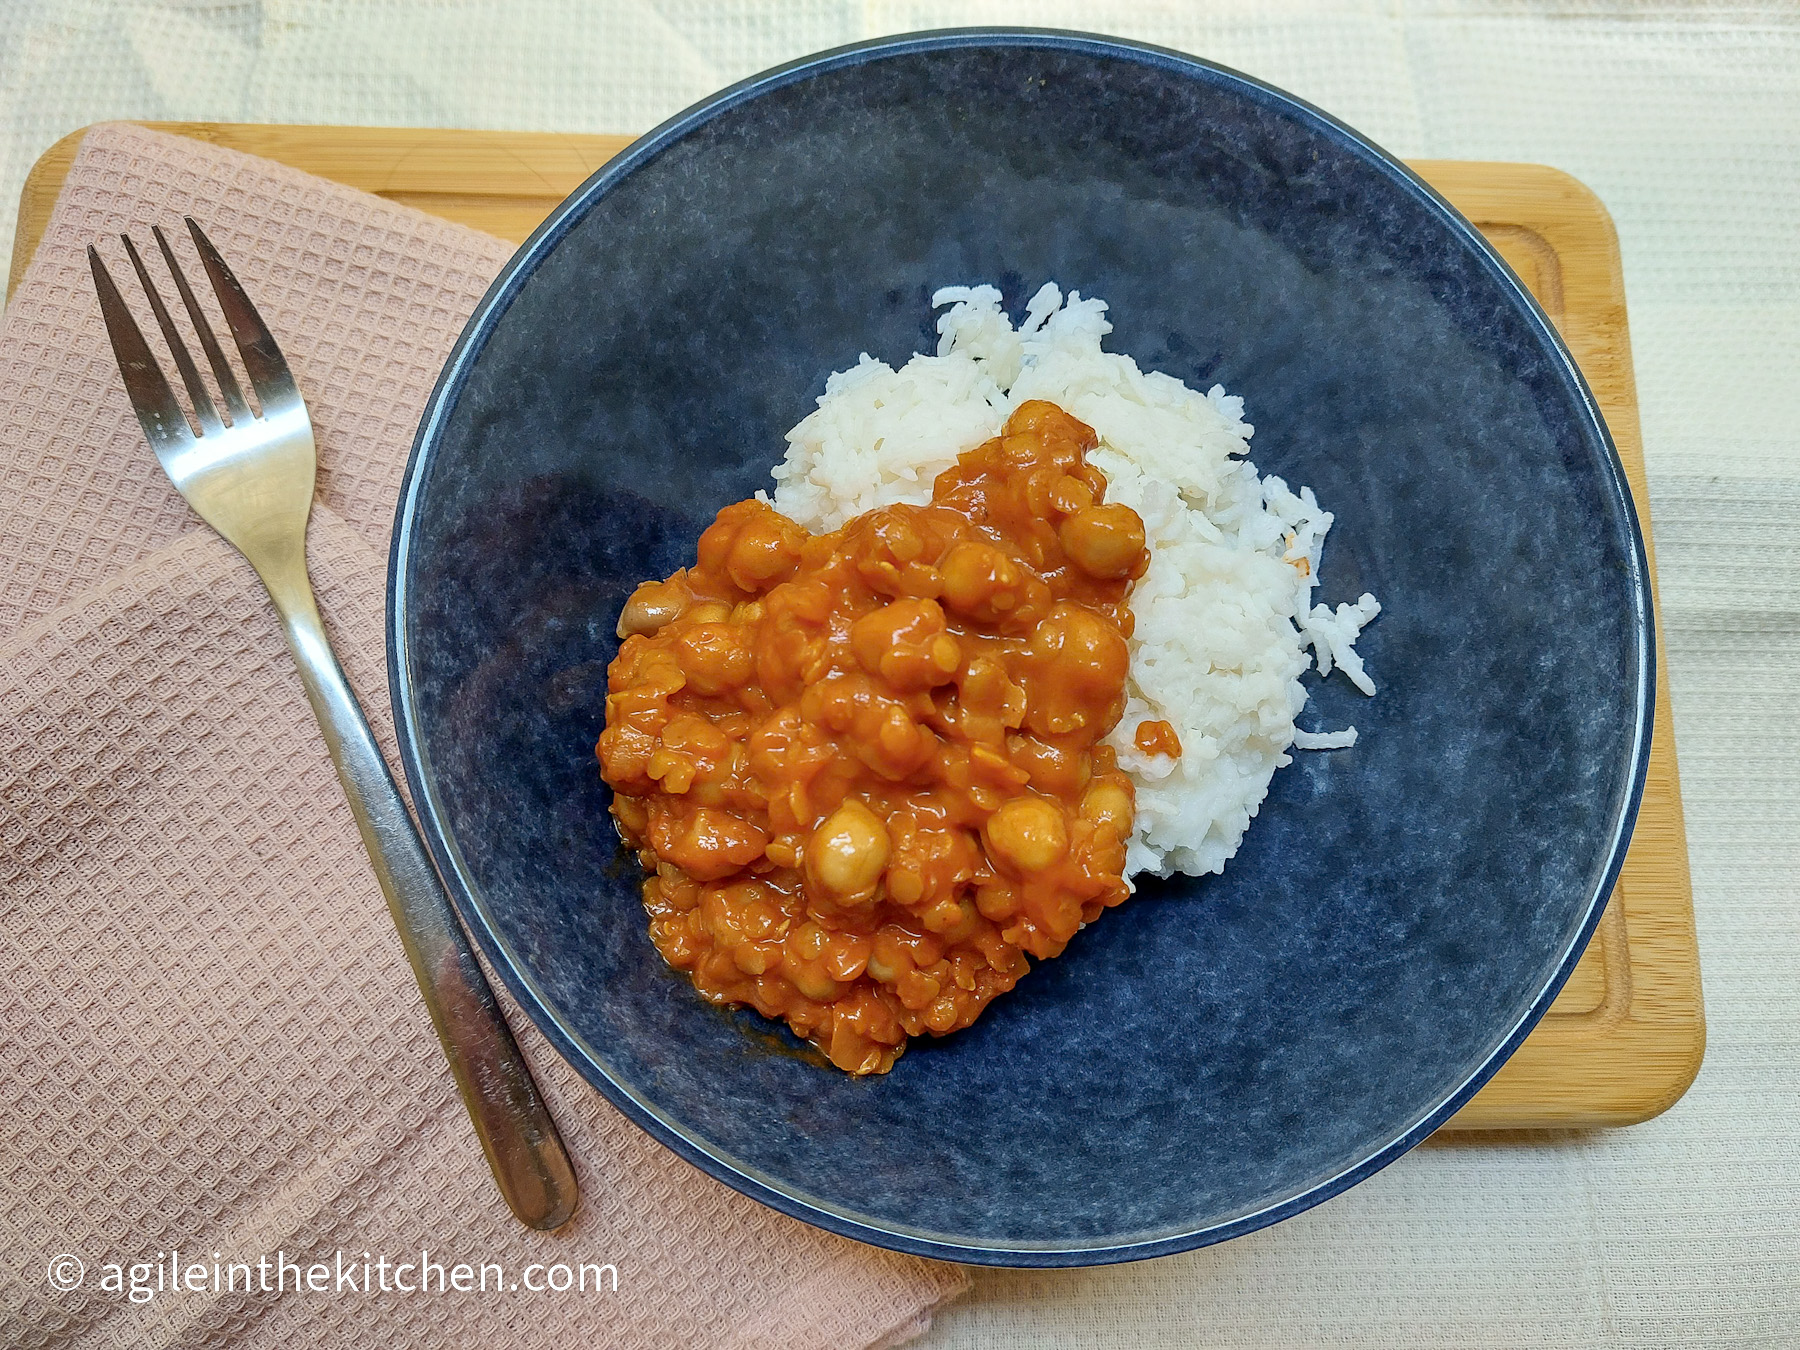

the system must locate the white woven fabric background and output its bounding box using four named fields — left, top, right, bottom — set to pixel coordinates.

left=1, top=2, right=1793, bottom=1346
